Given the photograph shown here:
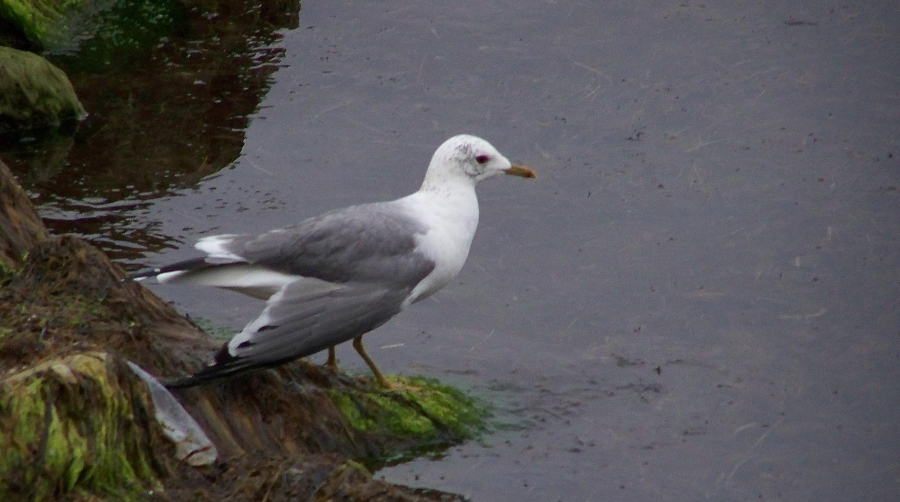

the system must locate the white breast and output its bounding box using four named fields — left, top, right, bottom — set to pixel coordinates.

left=400, top=188, right=480, bottom=305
